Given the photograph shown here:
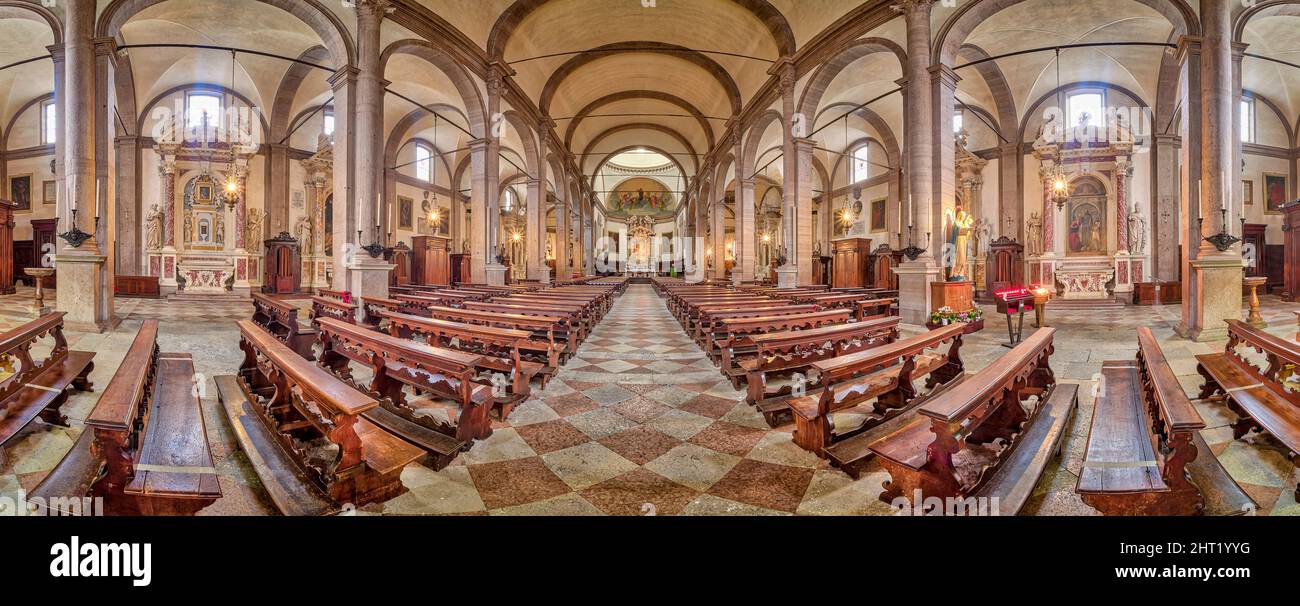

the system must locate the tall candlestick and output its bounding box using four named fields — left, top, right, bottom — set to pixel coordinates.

left=1221, top=171, right=1227, bottom=211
